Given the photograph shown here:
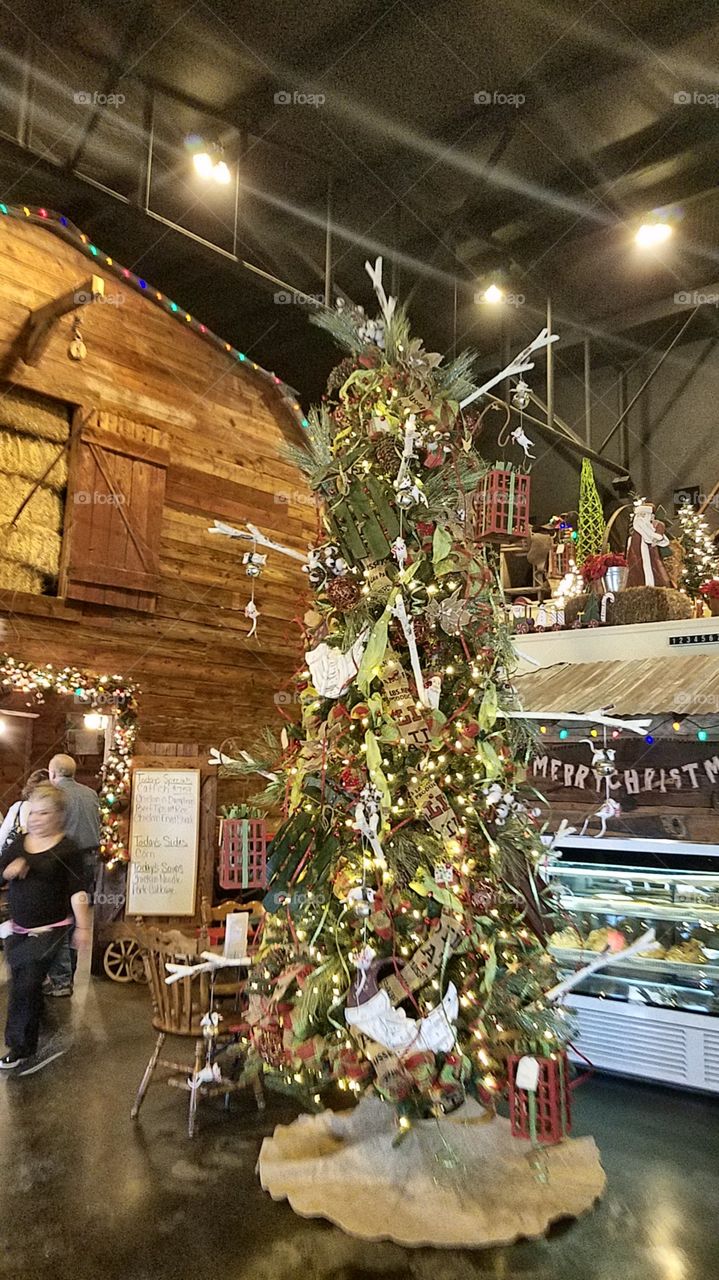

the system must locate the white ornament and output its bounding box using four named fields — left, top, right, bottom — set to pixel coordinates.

left=391, top=535, right=408, bottom=569
left=425, top=676, right=442, bottom=710
left=345, top=982, right=459, bottom=1055
left=394, top=476, right=428, bottom=509
left=365, top=256, right=397, bottom=327
left=581, top=796, right=621, bottom=838
left=305, top=632, right=368, bottom=699
left=350, top=944, right=376, bottom=998
left=395, top=415, right=418, bottom=488
left=391, top=594, right=428, bottom=706
left=546, top=929, right=659, bottom=1003
left=511, top=425, right=535, bottom=459
left=244, top=599, right=260, bottom=638
left=354, top=794, right=385, bottom=864
left=460, top=328, right=559, bottom=410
